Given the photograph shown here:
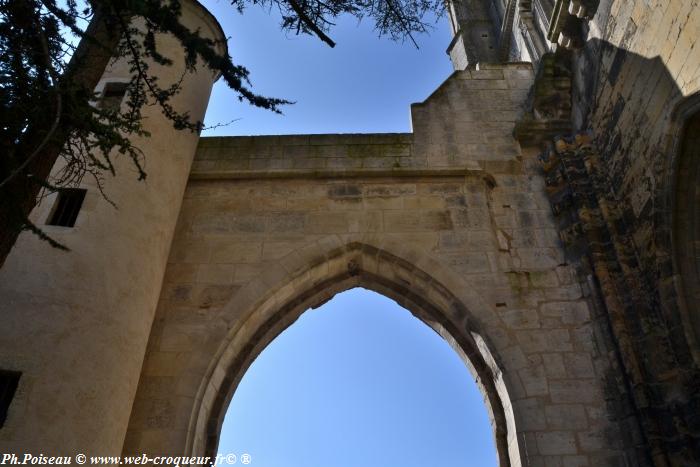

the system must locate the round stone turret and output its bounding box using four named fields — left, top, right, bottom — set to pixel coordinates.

left=0, top=0, right=226, bottom=456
